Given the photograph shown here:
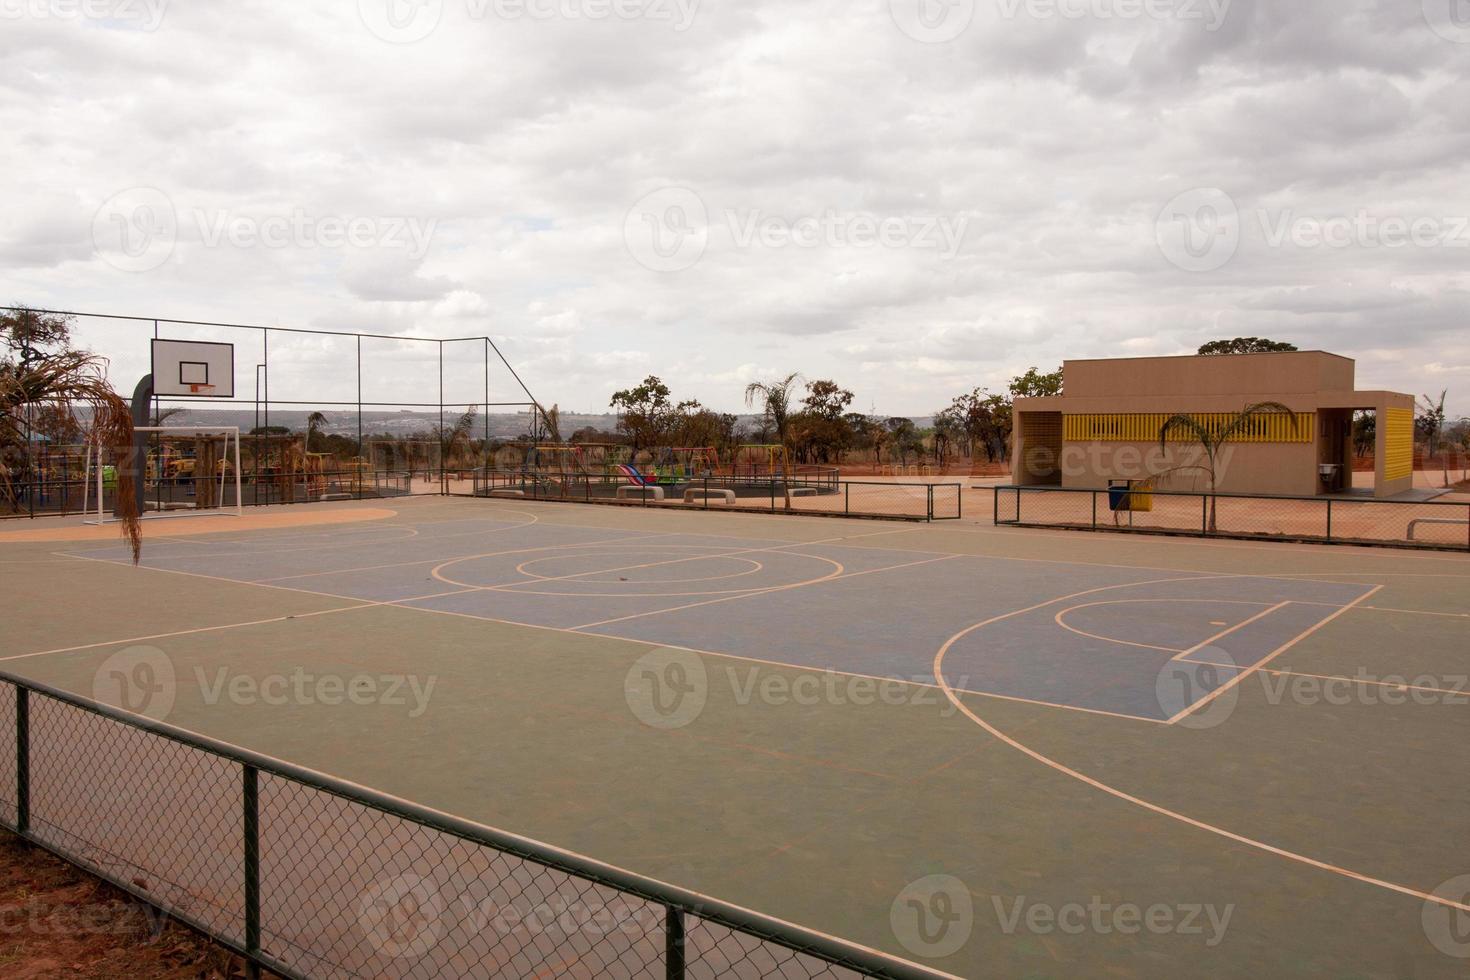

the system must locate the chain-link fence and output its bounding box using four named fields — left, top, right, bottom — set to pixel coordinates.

left=467, top=471, right=962, bottom=523
left=994, top=485, right=1470, bottom=551
left=0, top=672, right=952, bottom=980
